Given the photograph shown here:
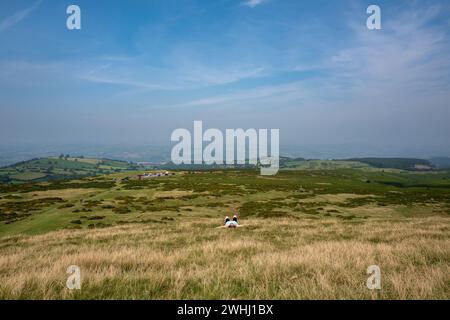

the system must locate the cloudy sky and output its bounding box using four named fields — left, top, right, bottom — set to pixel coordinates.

left=0, top=0, right=449, bottom=157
